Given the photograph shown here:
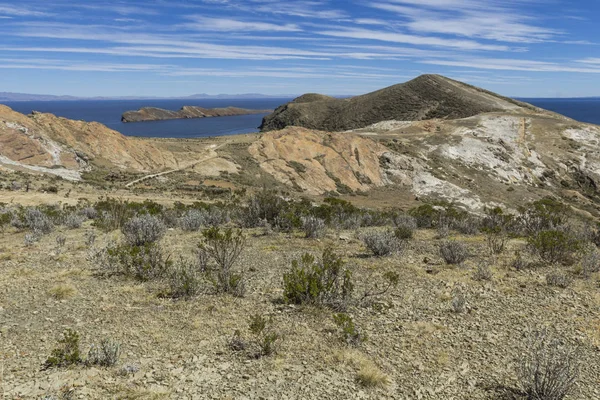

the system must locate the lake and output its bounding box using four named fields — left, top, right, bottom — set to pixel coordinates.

left=2, top=97, right=599, bottom=138
left=2, top=98, right=291, bottom=138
